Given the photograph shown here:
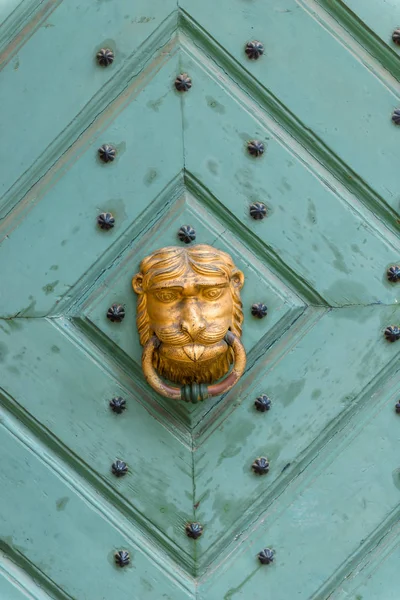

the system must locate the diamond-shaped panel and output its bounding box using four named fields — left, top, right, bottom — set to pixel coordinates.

left=71, top=185, right=306, bottom=427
